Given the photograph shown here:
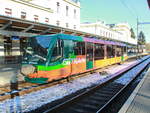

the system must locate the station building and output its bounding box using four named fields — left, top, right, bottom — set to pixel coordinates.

left=80, top=21, right=137, bottom=45
left=0, top=0, right=137, bottom=64
left=0, top=0, right=80, bottom=64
